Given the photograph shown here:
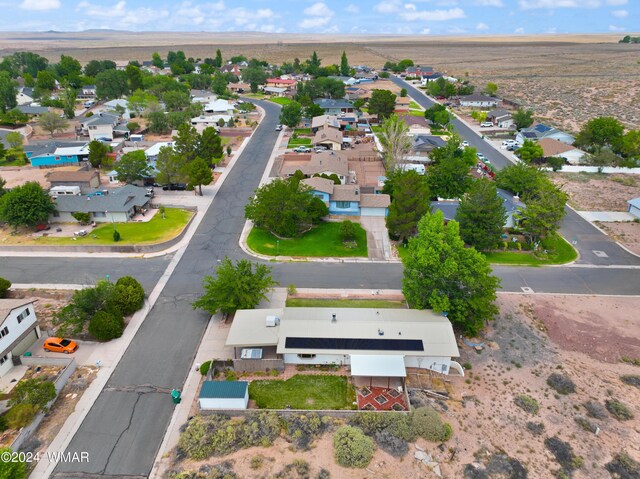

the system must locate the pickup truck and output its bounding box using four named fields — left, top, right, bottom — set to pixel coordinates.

left=293, top=146, right=312, bottom=153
